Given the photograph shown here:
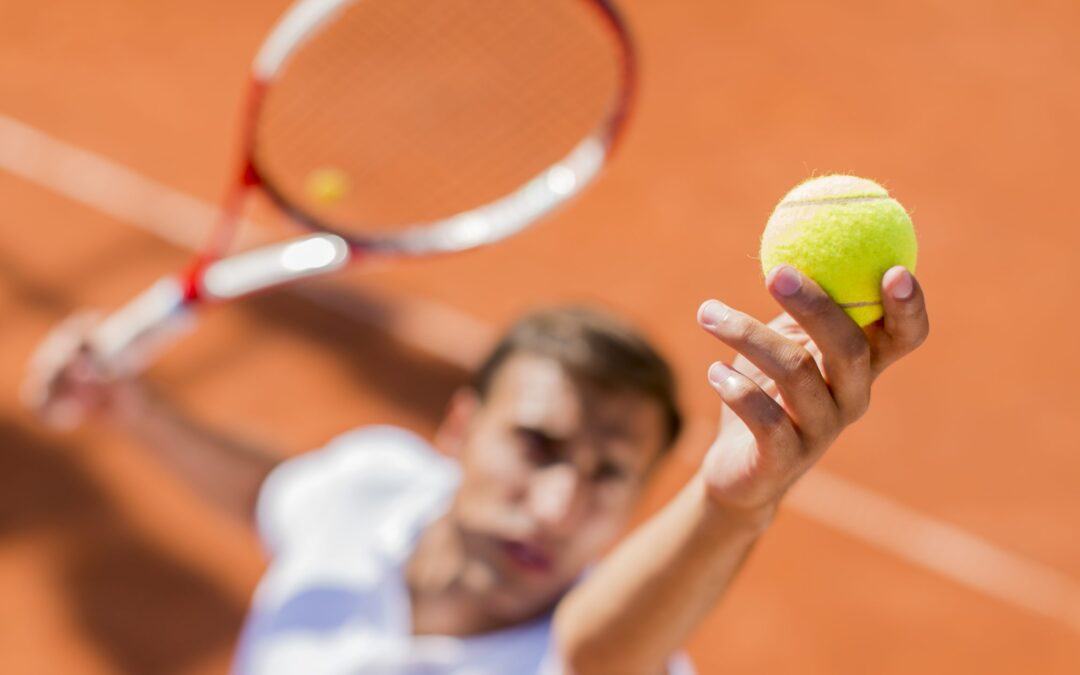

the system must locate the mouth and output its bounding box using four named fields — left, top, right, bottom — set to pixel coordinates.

left=500, top=539, right=554, bottom=575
